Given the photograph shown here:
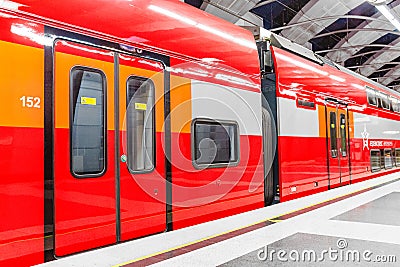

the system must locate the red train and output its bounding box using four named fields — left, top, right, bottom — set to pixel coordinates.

left=0, top=0, right=399, bottom=266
